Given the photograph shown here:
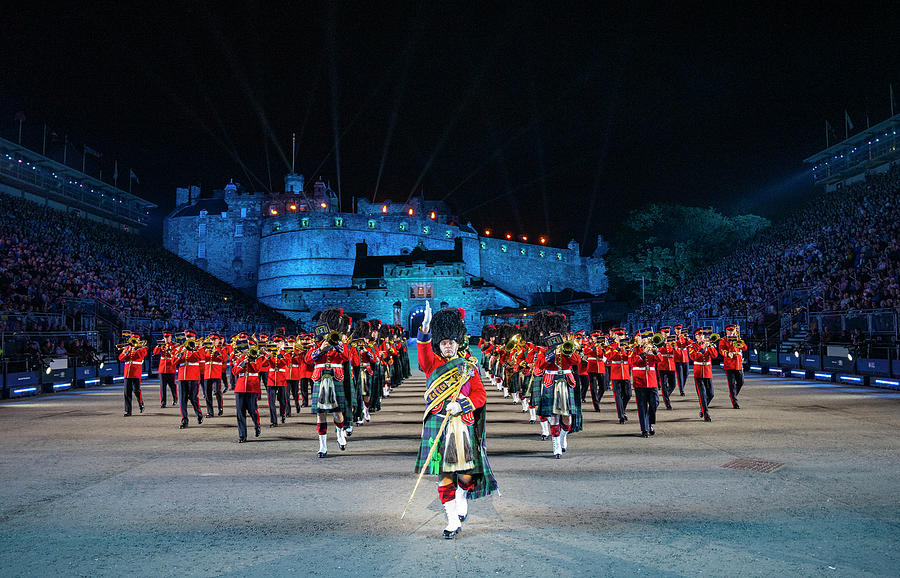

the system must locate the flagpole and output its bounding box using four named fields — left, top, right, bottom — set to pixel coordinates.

left=82, top=150, right=86, bottom=173
left=825, top=120, right=829, bottom=148
left=129, top=168, right=132, bottom=194
left=42, top=124, right=47, bottom=156
left=63, top=135, right=68, bottom=165
left=892, top=84, right=895, bottom=117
